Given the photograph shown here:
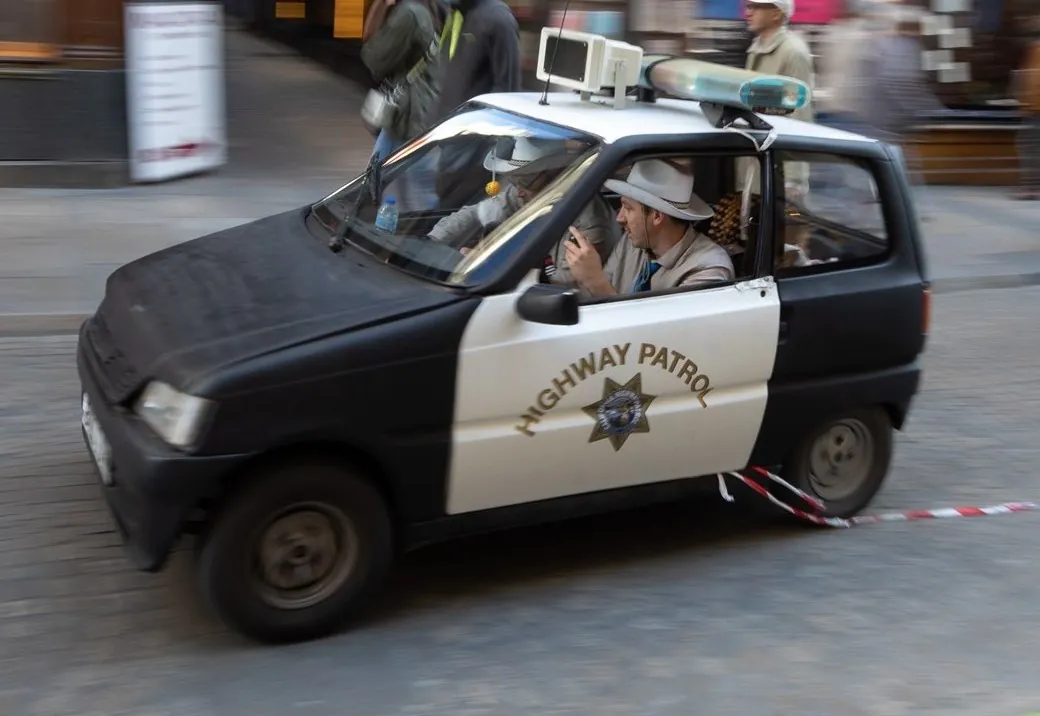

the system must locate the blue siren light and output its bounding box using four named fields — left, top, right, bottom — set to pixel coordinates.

left=642, top=57, right=810, bottom=114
